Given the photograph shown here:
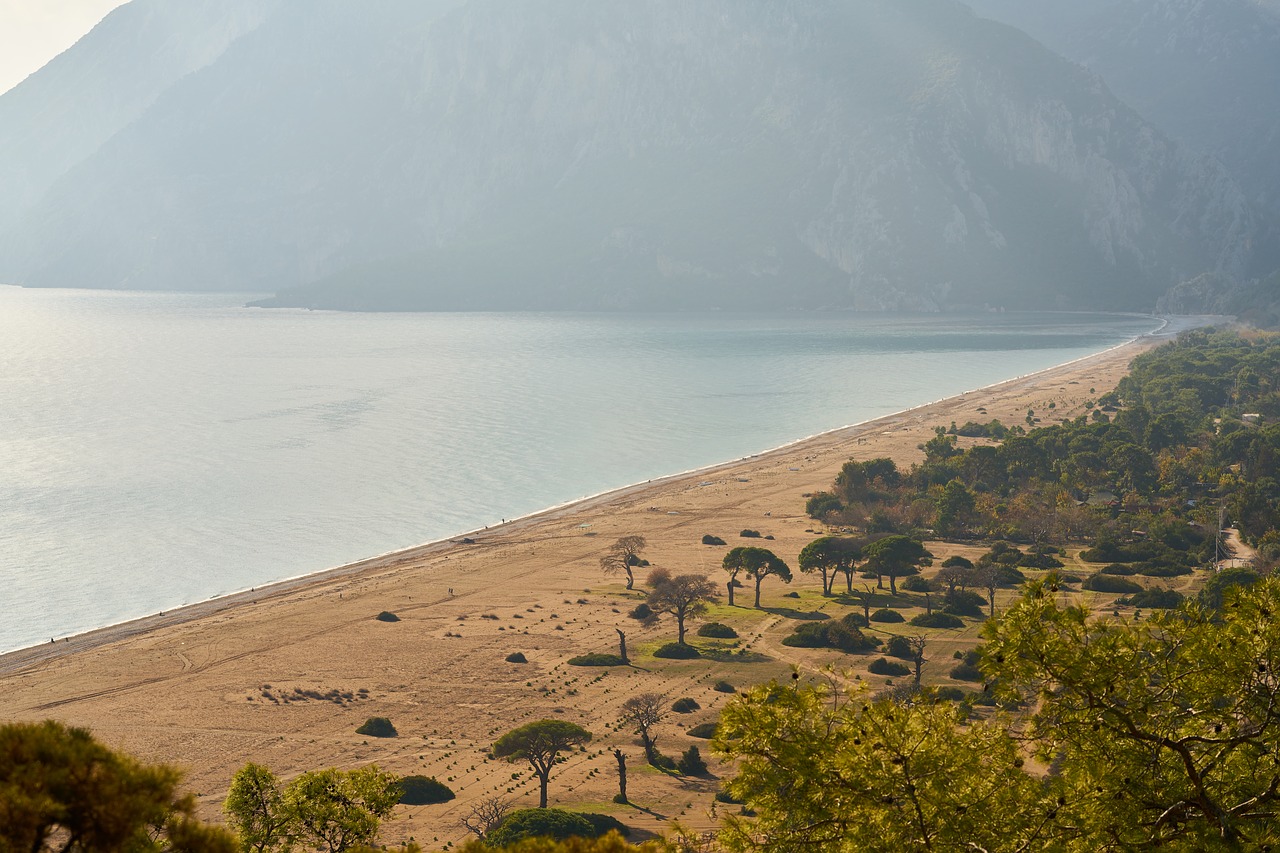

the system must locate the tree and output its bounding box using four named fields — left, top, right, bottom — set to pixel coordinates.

left=935, top=555, right=974, bottom=596
left=619, top=693, right=666, bottom=764
left=493, top=720, right=592, bottom=808
left=933, top=480, right=976, bottom=537
left=612, top=750, right=628, bottom=805
left=797, top=537, right=861, bottom=596
left=284, top=766, right=400, bottom=853
left=712, top=682, right=1049, bottom=852
left=646, top=574, right=718, bottom=643
left=905, top=635, right=927, bottom=686
left=460, top=795, right=514, bottom=840
left=224, top=763, right=292, bottom=853
left=599, top=535, right=646, bottom=590
left=0, top=719, right=237, bottom=853
left=722, top=546, right=792, bottom=608
left=983, top=577, right=1280, bottom=848
left=862, top=535, right=930, bottom=596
